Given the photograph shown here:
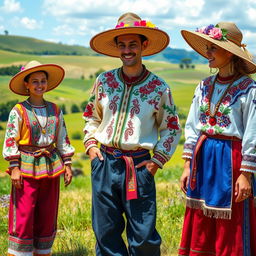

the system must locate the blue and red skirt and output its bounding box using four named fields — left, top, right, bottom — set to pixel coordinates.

left=179, top=136, right=256, bottom=256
